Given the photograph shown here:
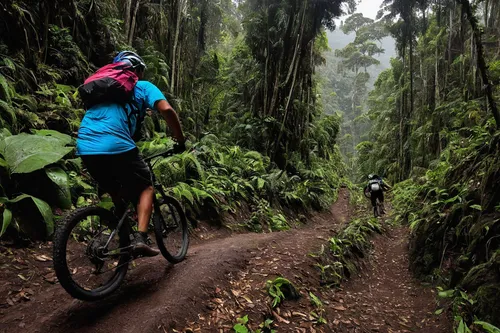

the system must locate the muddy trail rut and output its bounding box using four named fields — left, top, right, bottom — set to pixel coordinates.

left=0, top=191, right=451, bottom=332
